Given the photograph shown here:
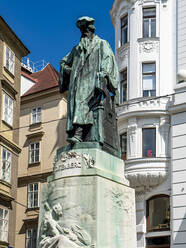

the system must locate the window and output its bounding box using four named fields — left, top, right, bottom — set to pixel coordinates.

left=146, top=236, right=170, bottom=248
left=29, top=143, right=40, bottom=164
left=120, top=70, right=127, bottom=103
left=146, top=195, right=170, bottom=232
left=4, top=45, right=15, bottom=74
left=121, top=15, right=128, bottom=46
left=0, top=208, right=8, bottom=242
left=27, top=183, right=39, bottom=208
left=31, top=107, right=41, bottom=124
left=26, top=228, right=37, bottom=248
left=3, top=93, right=13, bottom=126
left=142, top=63, right=156, bottom=97
left=120, top=132, right=127, bottom=160
left=1, top=147, right=11, bottom=183
left=143, top=128, right=156, bottom=157
left=143, top=8, right=156, bottom=38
